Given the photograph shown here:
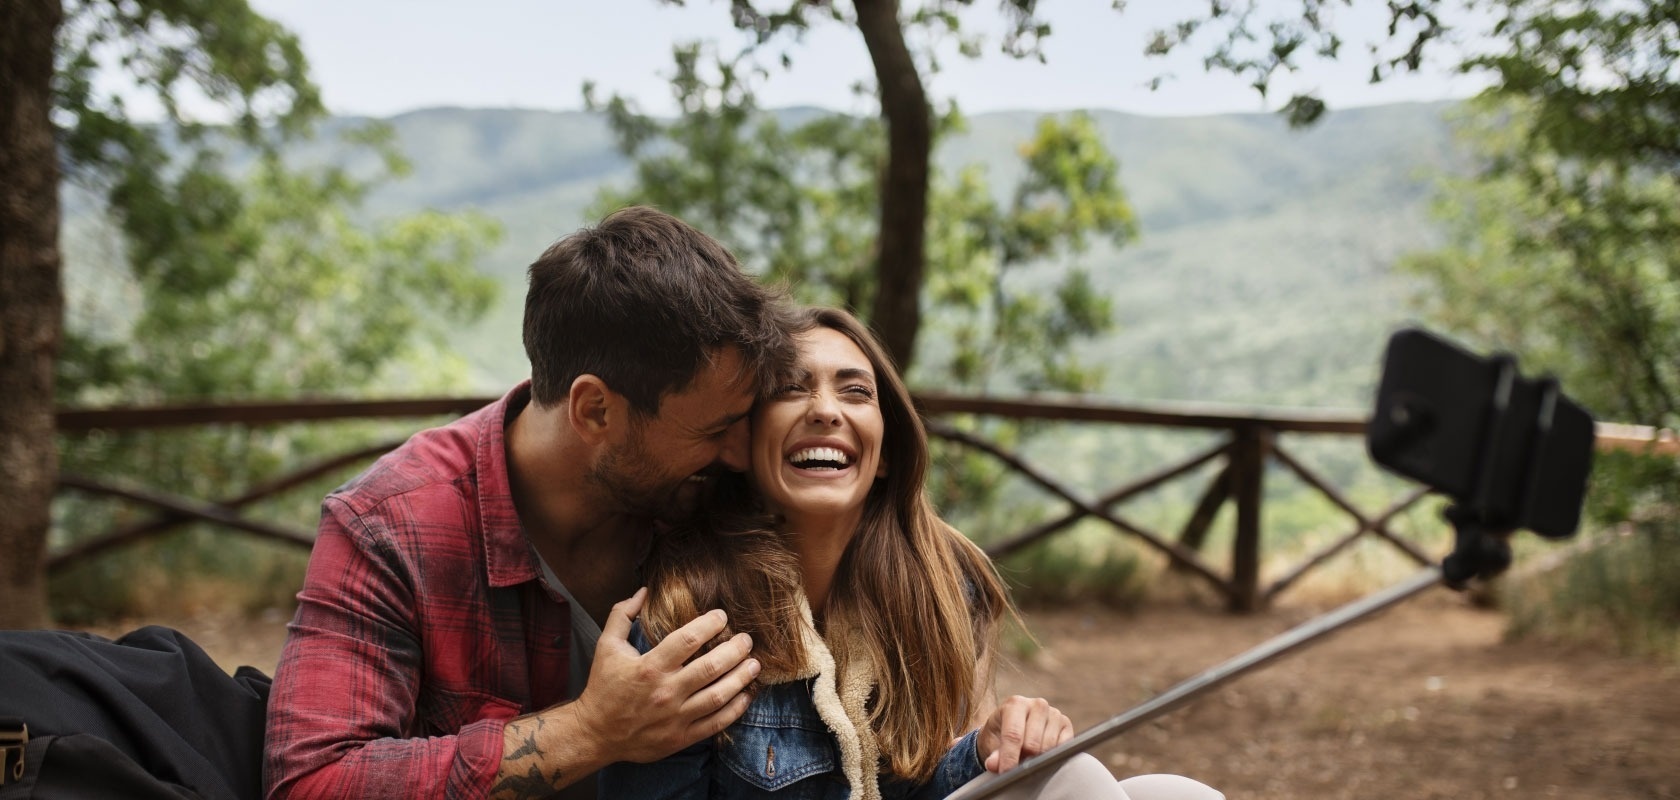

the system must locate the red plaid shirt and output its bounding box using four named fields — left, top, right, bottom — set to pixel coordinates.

left=264, top=382, right=572, bottom=799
